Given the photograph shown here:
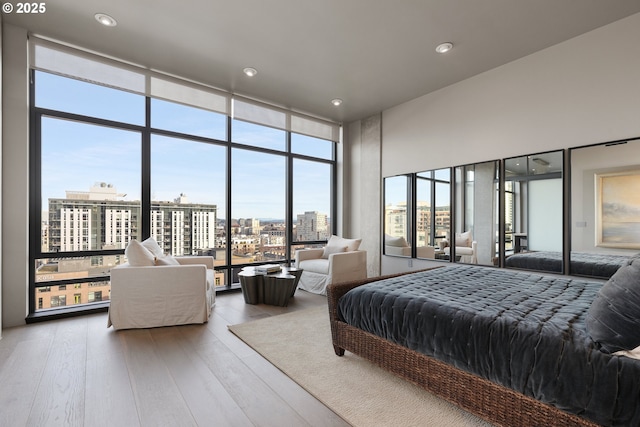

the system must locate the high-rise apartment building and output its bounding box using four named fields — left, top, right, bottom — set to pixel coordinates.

left=384, top=203, right=407, bottom=238
left=47, top=183, right=217, bottom=256
left=296, top=211, right=329, bottom=241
